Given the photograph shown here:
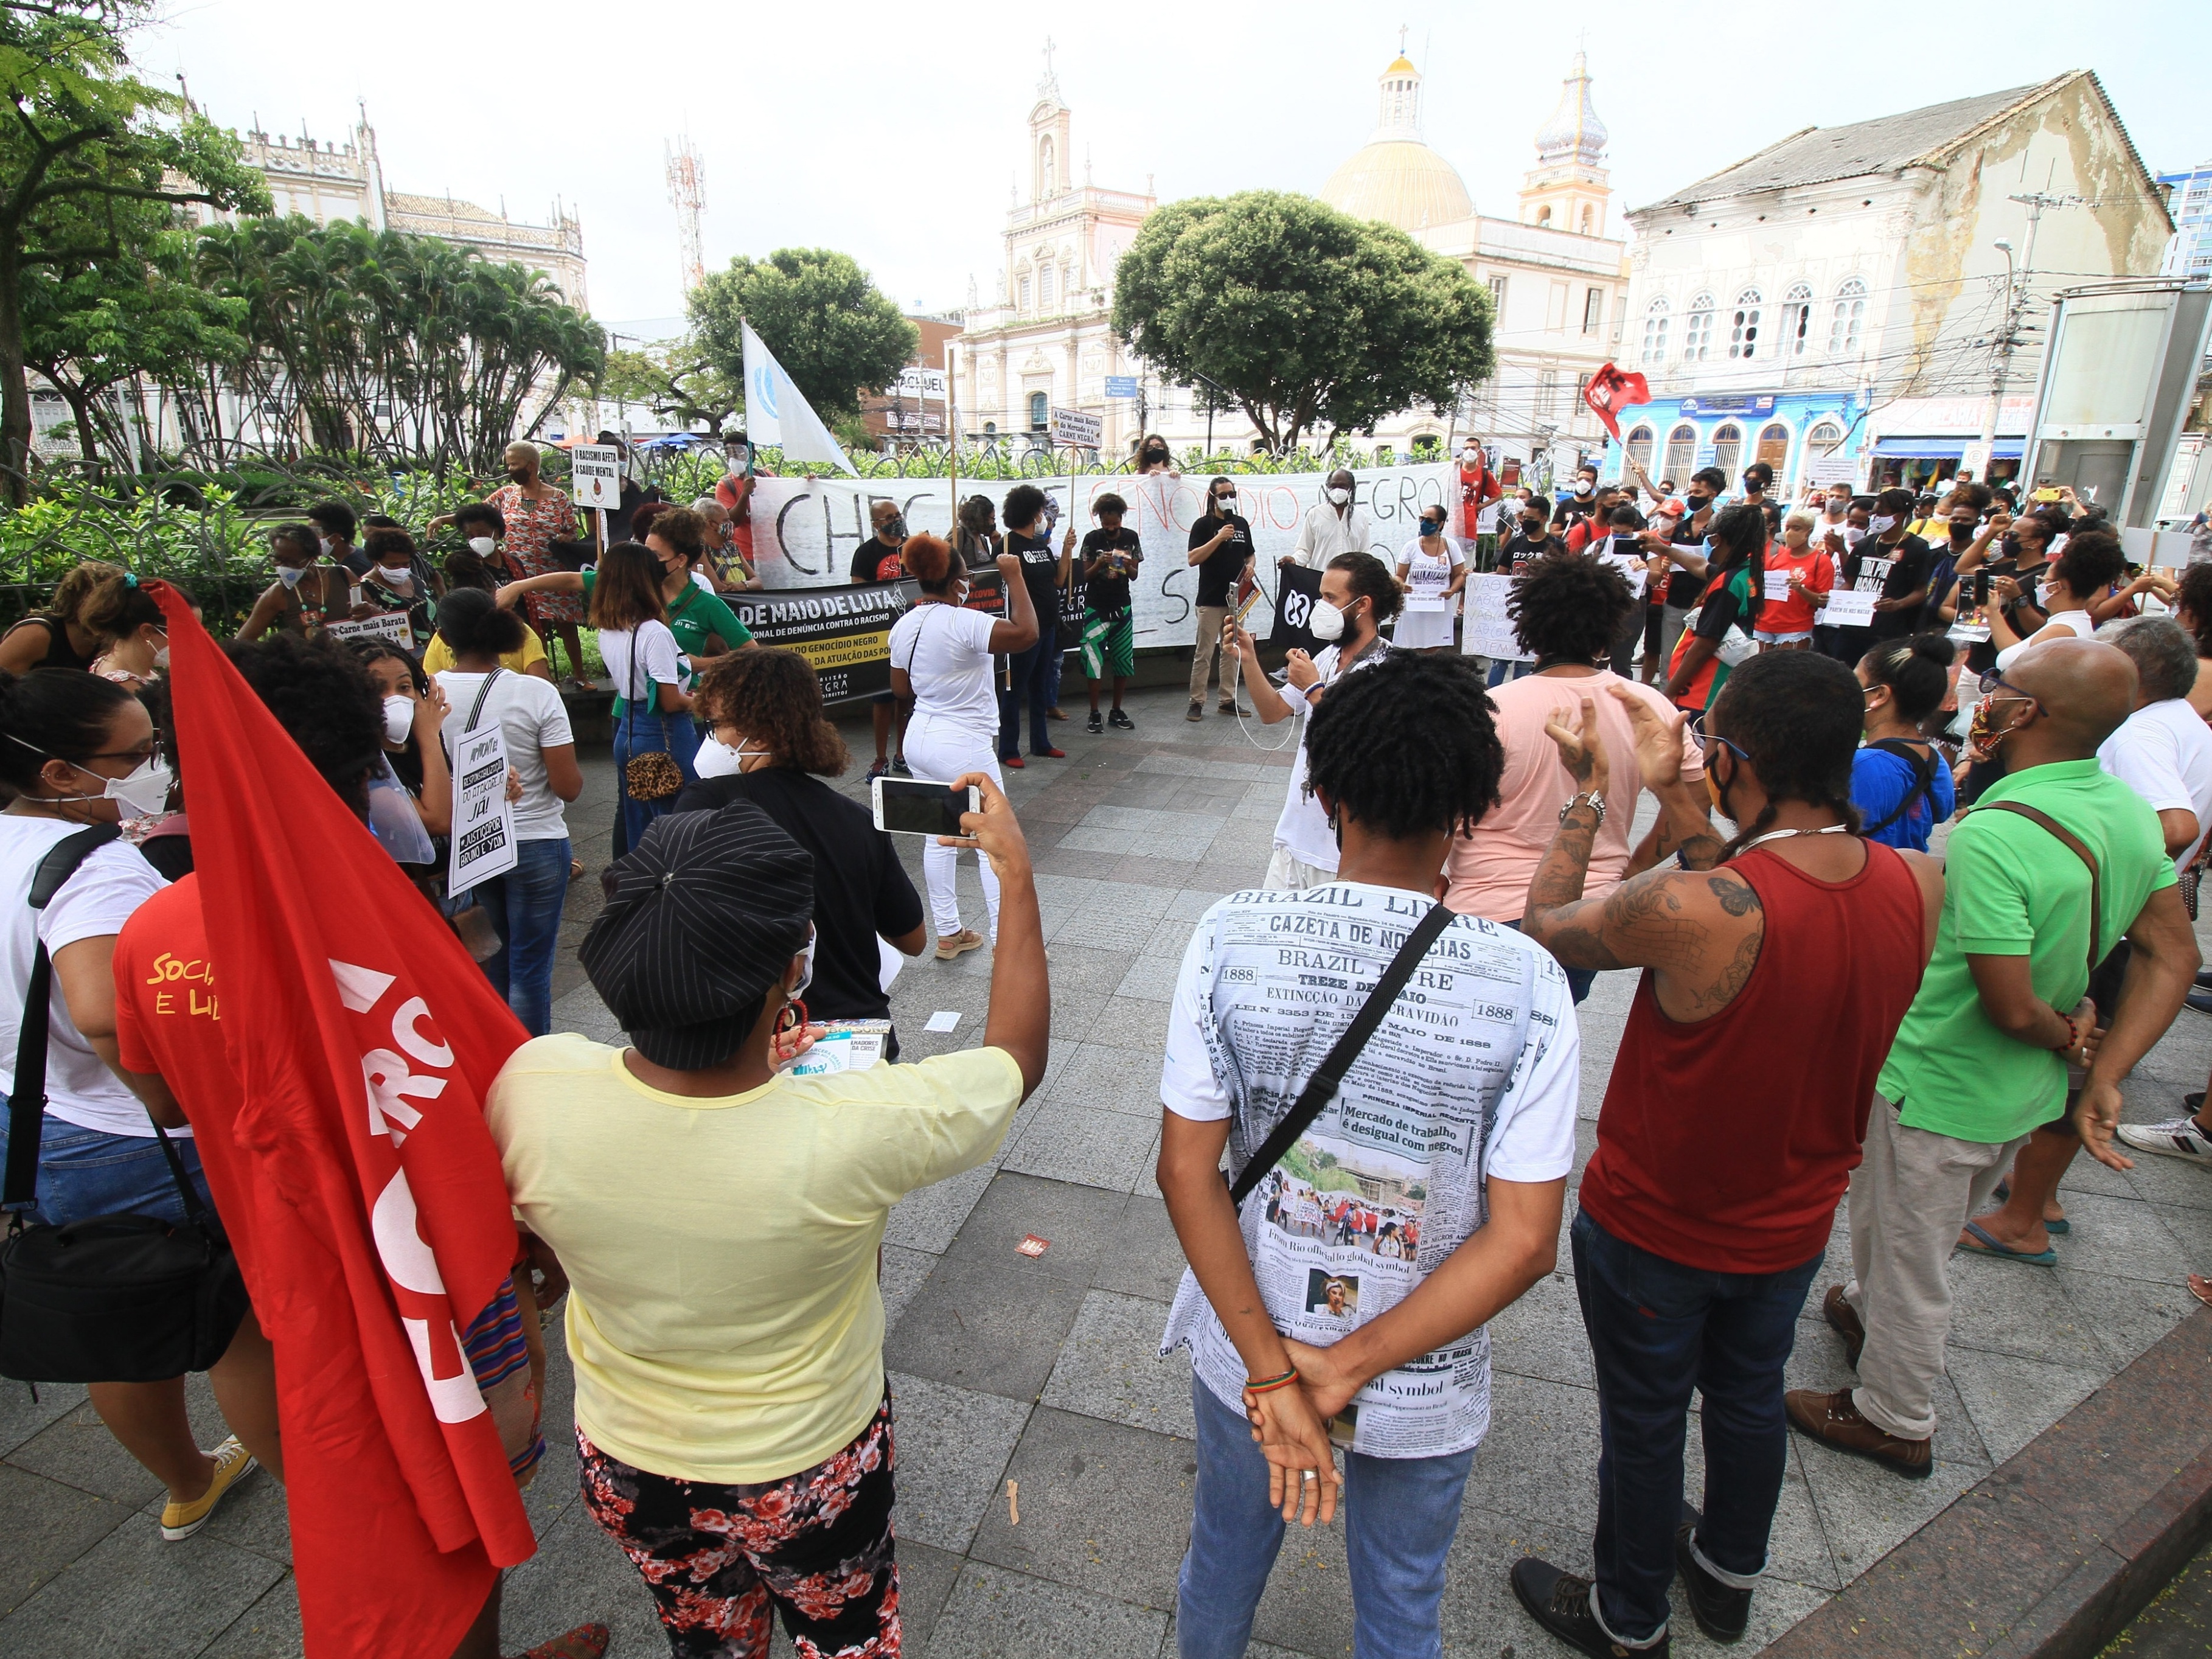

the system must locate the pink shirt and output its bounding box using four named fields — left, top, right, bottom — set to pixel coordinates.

left=1445, top=669, right=1705, bottom=923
